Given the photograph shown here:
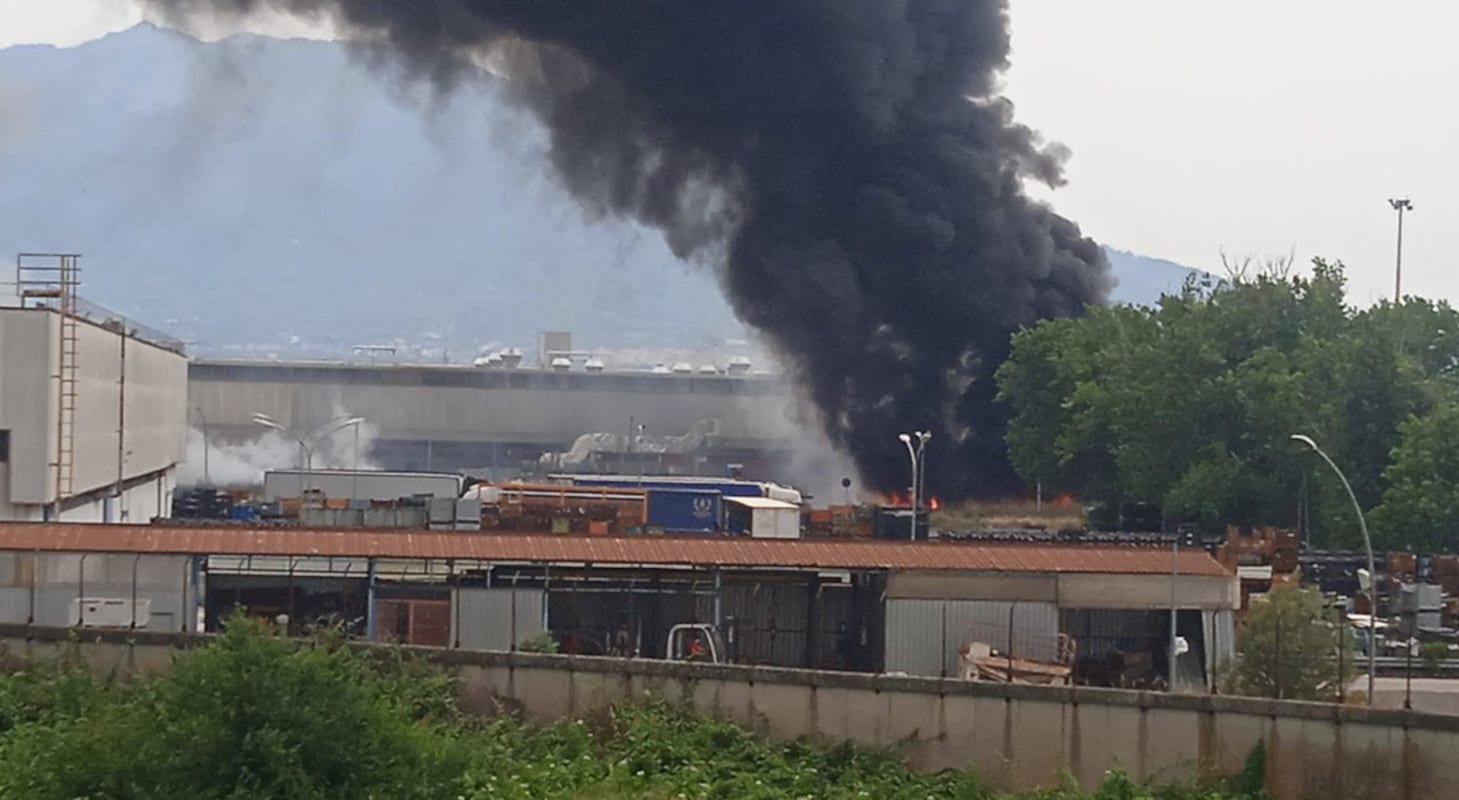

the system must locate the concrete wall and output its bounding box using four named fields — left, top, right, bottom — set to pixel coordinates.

left=0, top=308, right=186, bottom=511
left=1, top=468, right=175, bottom=523
left=0, top=309, right=55, bottom=504
left=2, top=625, right=1455, bottom=800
